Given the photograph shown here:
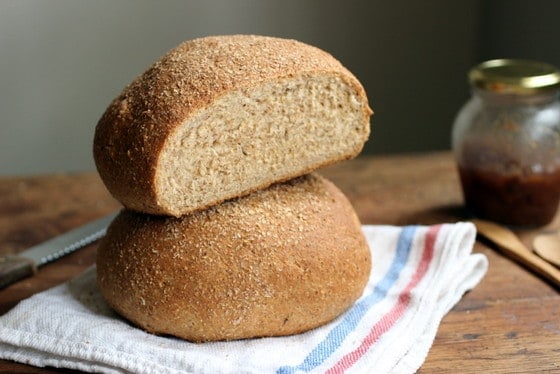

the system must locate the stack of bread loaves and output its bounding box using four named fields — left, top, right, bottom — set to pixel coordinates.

left=93, top=35, right=373, bottom=342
